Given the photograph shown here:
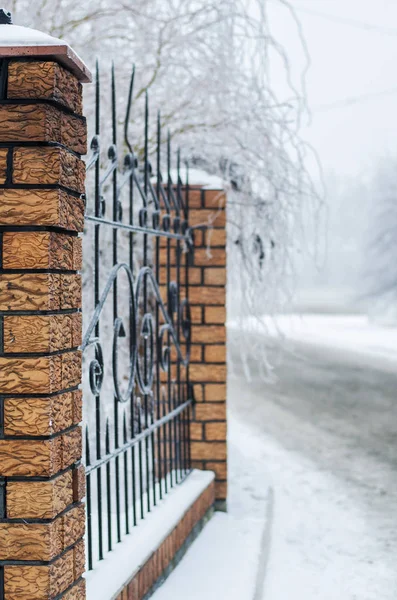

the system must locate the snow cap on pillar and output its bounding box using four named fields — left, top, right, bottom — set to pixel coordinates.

left=0, top=8, right=92, bottom=82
